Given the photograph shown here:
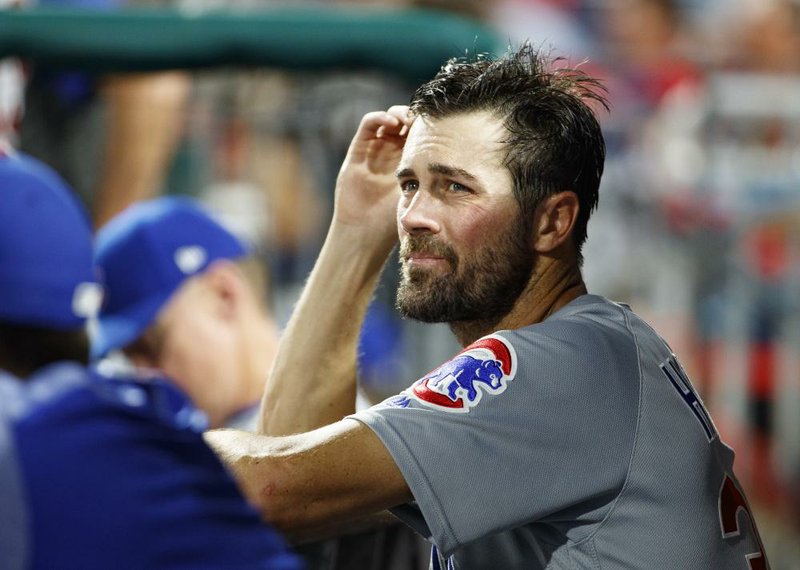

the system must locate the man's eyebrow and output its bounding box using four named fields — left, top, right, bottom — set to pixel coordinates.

left=395, top=164, right=478, bottom=181
left=395, top=167, right=415, bottom=179
left=429, top=163, right=478, bottom=182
